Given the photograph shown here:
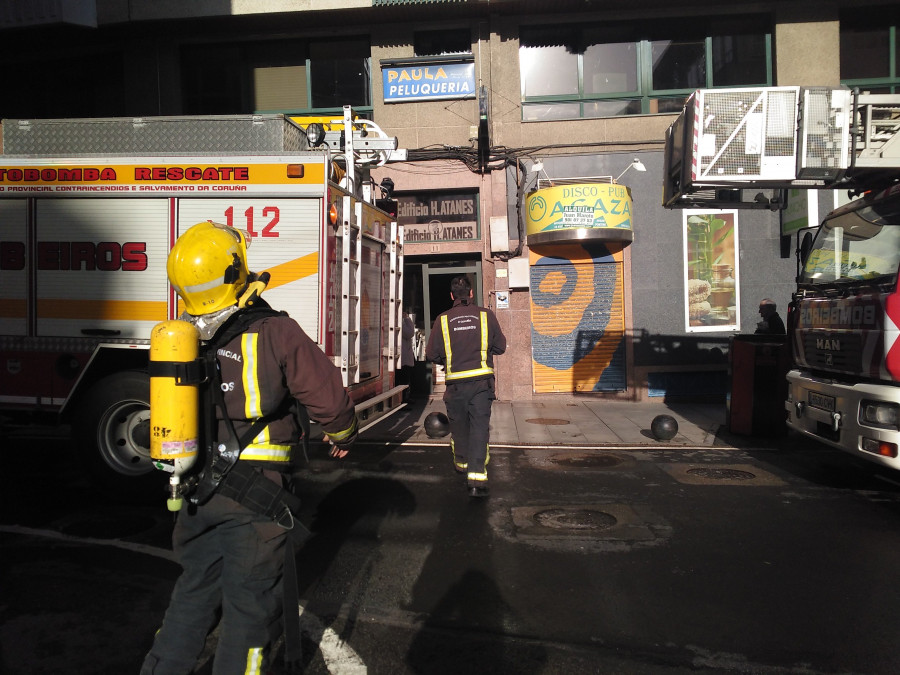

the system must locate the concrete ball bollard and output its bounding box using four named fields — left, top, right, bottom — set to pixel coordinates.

left=651, top=414, right=679, bottom=441
left=424, top=411, right=450, bottom=438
